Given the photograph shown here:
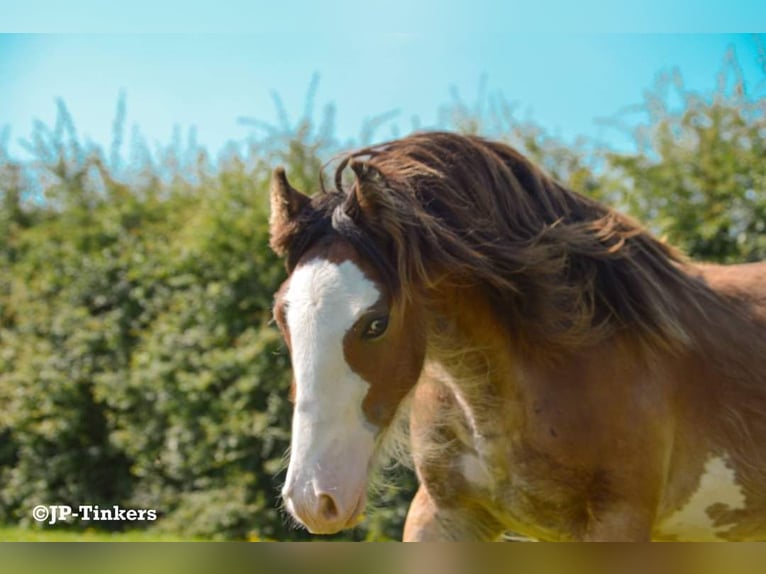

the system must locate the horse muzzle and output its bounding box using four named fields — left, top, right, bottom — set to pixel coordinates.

left=282, top=480, right=367, bottom=535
